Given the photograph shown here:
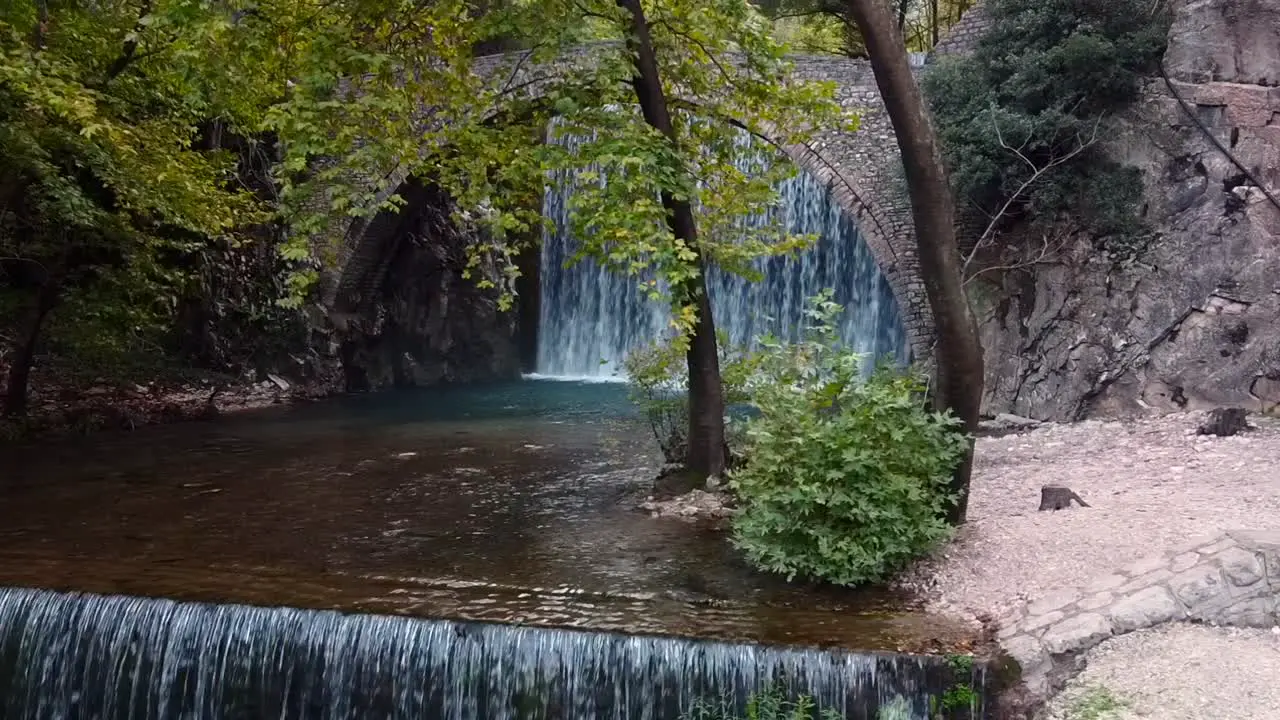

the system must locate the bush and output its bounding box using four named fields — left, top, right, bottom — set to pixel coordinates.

left=922, top=0, right=1170, bottom=254
left=729, top=293, right=968, bottom=587
left=685, top=686, right=841, bottom=720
